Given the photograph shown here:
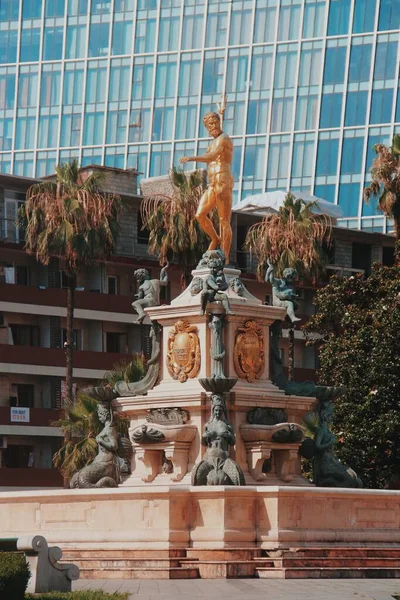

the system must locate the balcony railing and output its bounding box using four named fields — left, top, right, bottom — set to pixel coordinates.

left=0, top=344, right=131, bottom=372
left=0, top=283, right=133, bottom=314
